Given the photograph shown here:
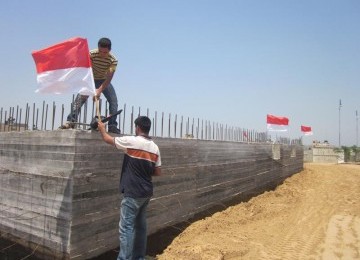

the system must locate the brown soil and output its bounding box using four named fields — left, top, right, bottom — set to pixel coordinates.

left=156, top=163, right=360, bottom=260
